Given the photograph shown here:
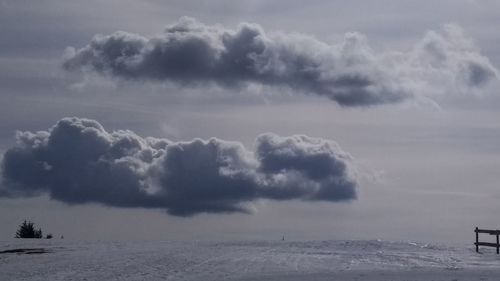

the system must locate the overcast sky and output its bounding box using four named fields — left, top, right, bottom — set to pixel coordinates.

left=1, top=0, right=500, bottom=243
